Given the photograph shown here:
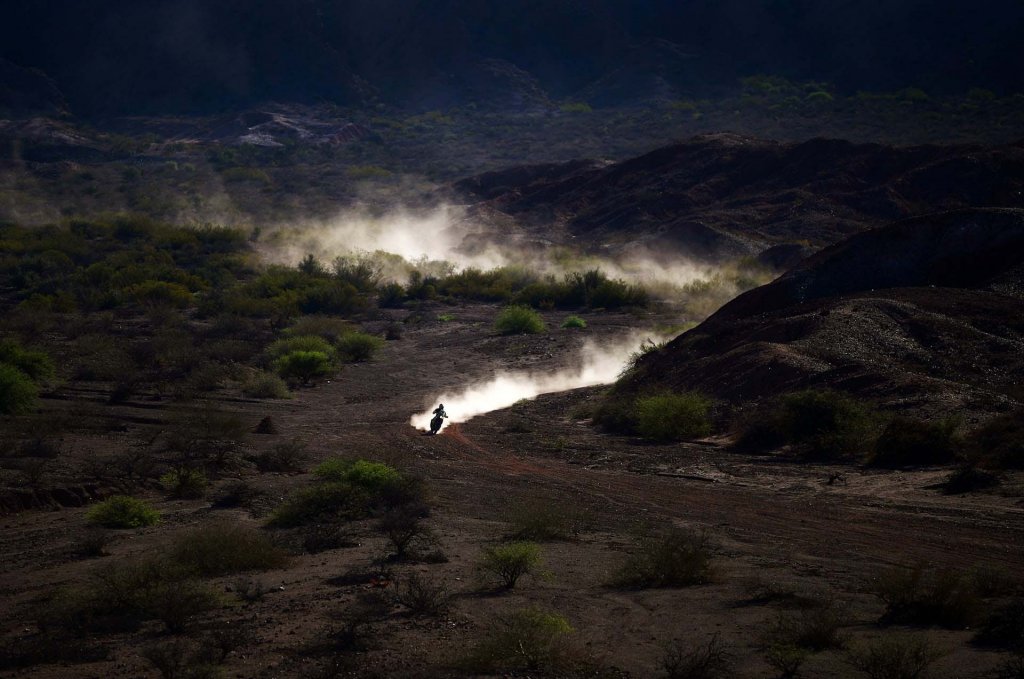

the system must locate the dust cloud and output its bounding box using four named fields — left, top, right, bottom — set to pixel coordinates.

left=262, top=204, right=724, bottom=290
left=409, top=331, right=667, bottom=430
